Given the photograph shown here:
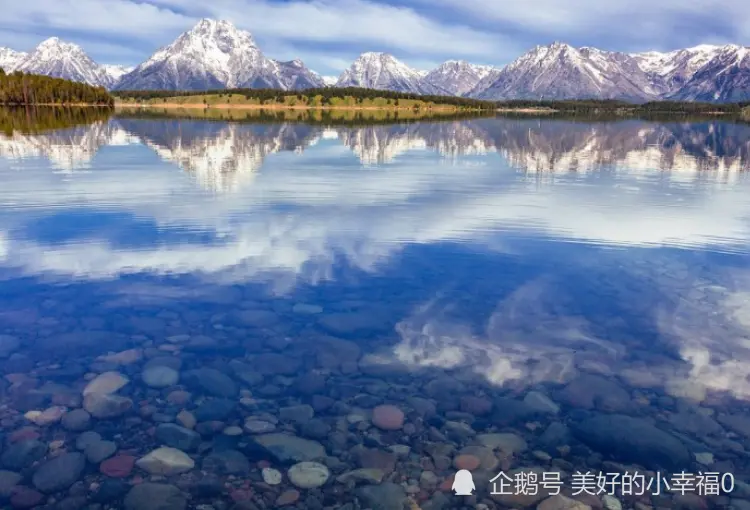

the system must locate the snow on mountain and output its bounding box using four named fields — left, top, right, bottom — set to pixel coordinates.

left=669, top=45, right=750, bottom=102
left=630, top=44, right=730, bottom=95
left=475, top=42, right=657, bottom=101
left=273, top=59, right=325, bottom=90
left=335, top=52, right=432, bottom=94
left=419, top=60, right=499, bottom=97
left=2, top=25, right=748, bottom=102
left=466, top=67, right=503, bottom=98
left=115, top=19, right=319, bottom=91
left=0, top=48, right=29, bottom=73
left=321, top=76, right=338, bottom=87
left=102, top=65, right=133, bottom=83
left=12, top=38, right=116, bottom=88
